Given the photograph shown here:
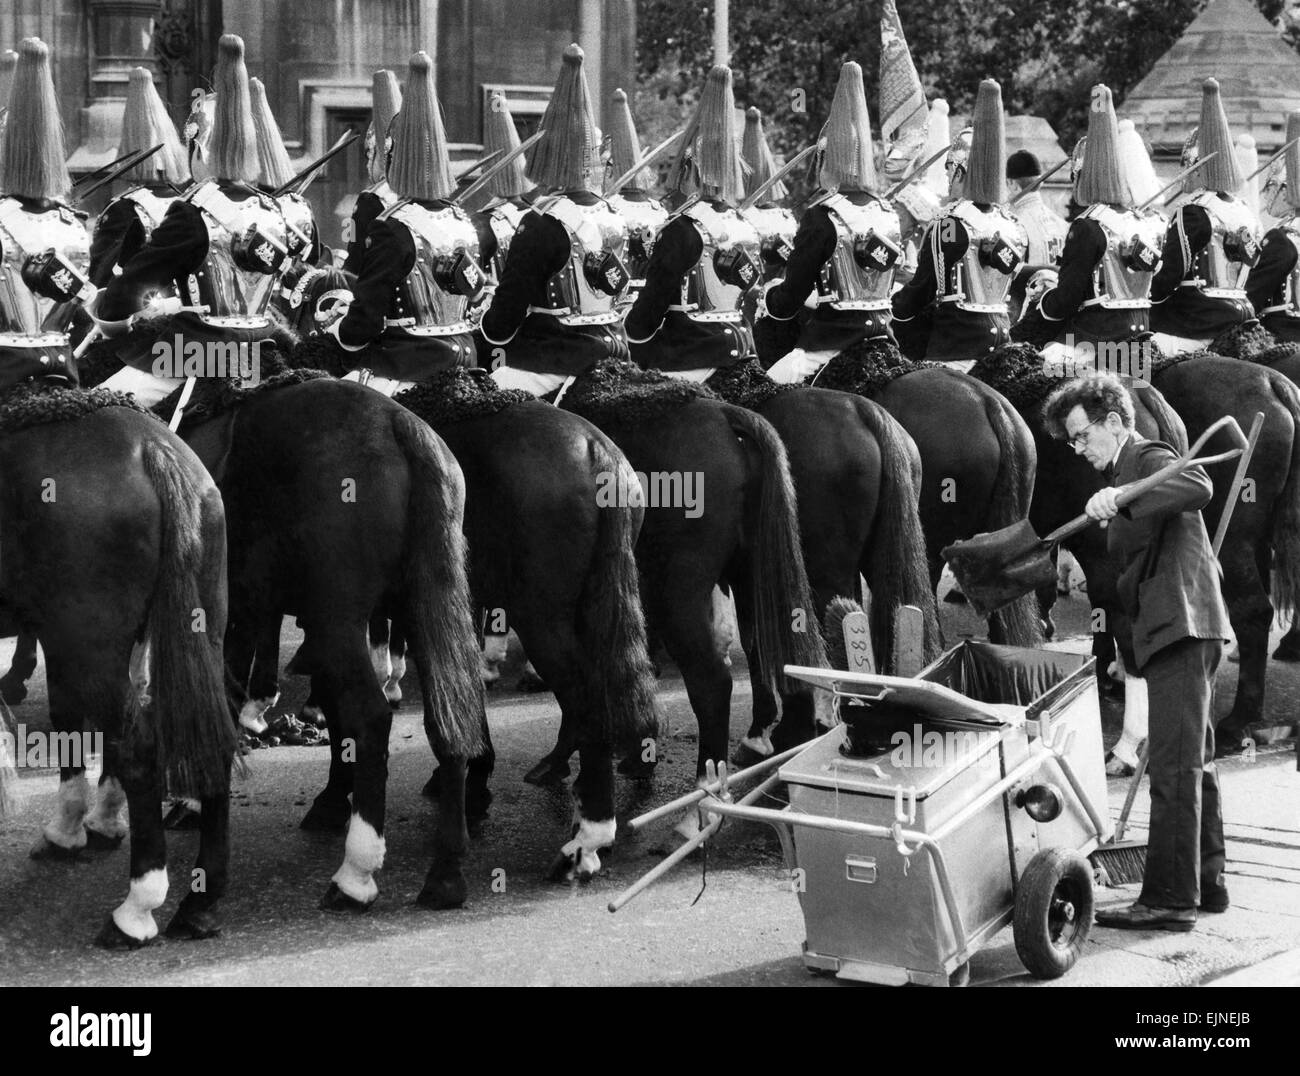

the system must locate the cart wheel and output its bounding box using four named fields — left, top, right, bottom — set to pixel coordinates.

left=948, top=961, right=971, bottom=988
left=1013, top=847, right=1094, bottom=980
